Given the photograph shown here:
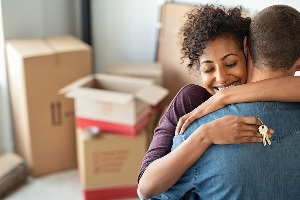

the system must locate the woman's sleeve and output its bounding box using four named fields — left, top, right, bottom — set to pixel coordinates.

left=137, top=84, right=211, bottom=182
